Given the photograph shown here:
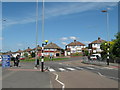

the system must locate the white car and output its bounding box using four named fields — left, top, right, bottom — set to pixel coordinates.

left=89, top=54, right=101, bottom=60
left=90, top=55, right=97, bottom=60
